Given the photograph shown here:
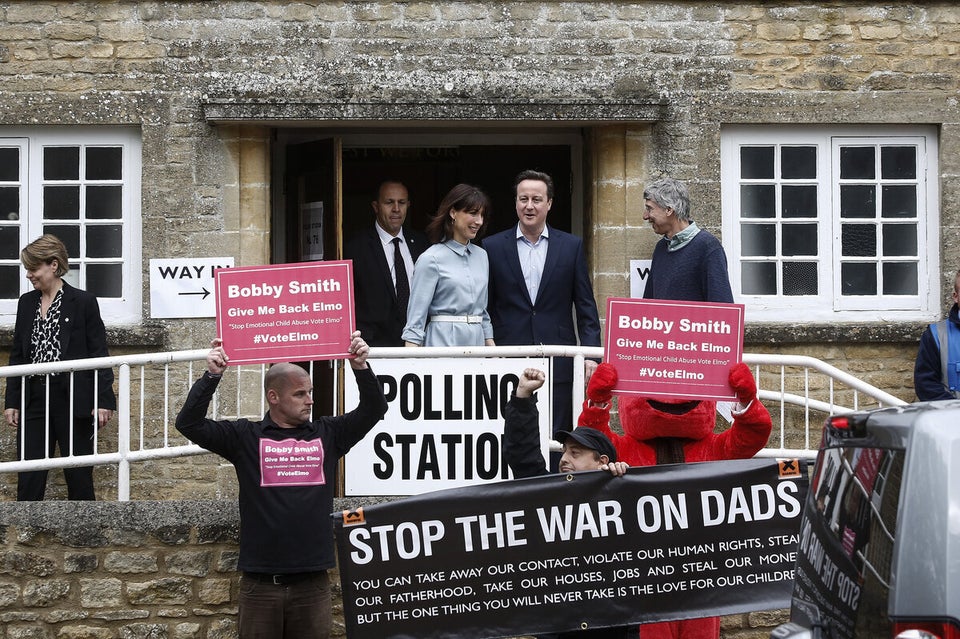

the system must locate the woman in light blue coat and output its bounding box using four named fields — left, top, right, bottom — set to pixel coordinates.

left=402, top=184, right=496, bottom=348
